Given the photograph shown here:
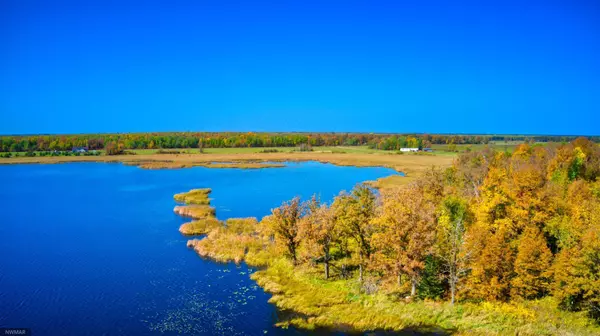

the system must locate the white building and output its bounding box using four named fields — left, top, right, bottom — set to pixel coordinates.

left=400, top=148, right=419, bottom=152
